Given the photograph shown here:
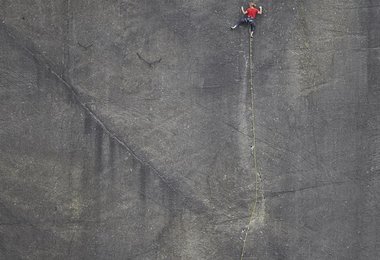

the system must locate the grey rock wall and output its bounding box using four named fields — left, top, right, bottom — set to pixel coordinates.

left=1, top=0, right=379, bottom=259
